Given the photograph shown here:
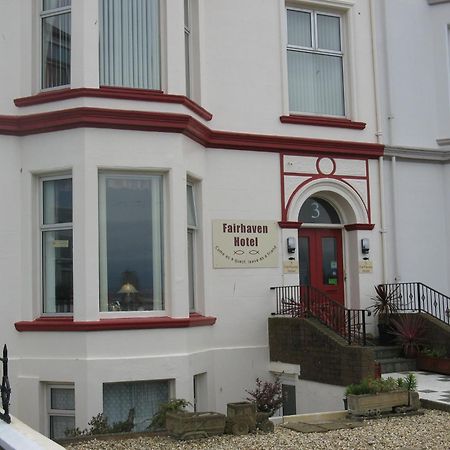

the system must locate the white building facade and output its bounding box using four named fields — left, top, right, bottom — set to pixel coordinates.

left=0, top=0, right=448, bottom=438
